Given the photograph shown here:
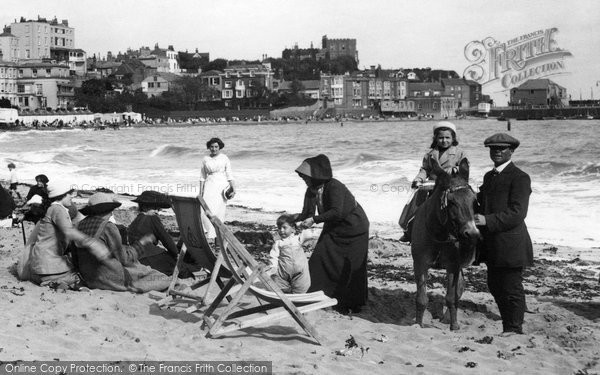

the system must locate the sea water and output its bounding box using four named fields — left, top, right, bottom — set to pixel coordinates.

left=1, top=119, right=598, bottom=249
